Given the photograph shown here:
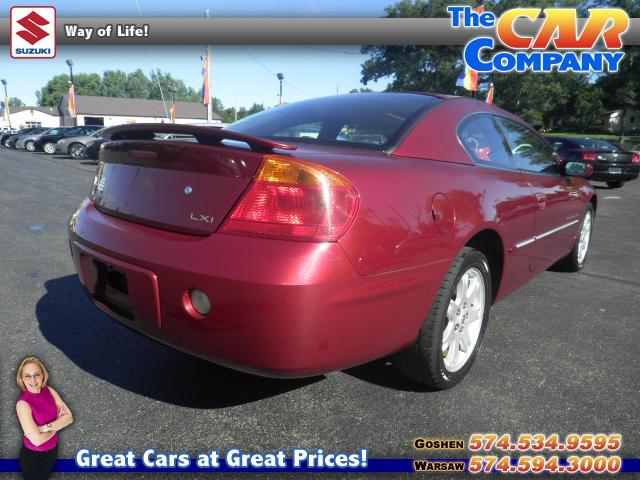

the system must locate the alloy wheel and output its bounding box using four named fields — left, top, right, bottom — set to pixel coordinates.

left=577, top=210, right=592, bottom=266
left=70, top=144, right=86, bottom=160
left=442, top=267, right=485, bottom=372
